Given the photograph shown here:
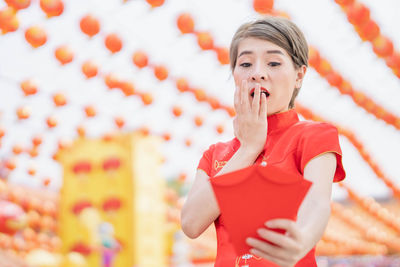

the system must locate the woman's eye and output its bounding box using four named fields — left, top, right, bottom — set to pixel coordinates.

left=269, top=62, right=281, bottom=67
left=239, top=63, right=251, bottom=67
